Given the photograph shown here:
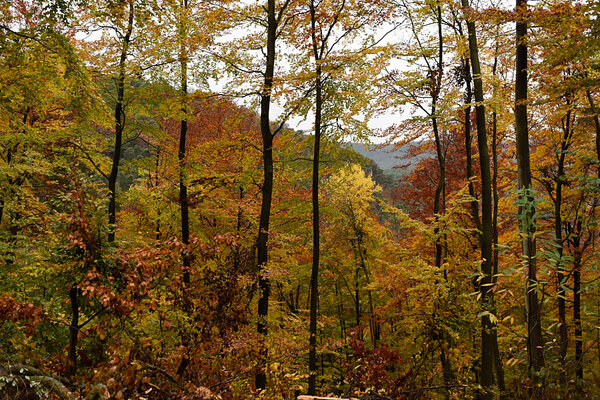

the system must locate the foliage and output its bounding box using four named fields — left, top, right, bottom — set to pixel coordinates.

left=2, top=0, right=600, bottom=399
